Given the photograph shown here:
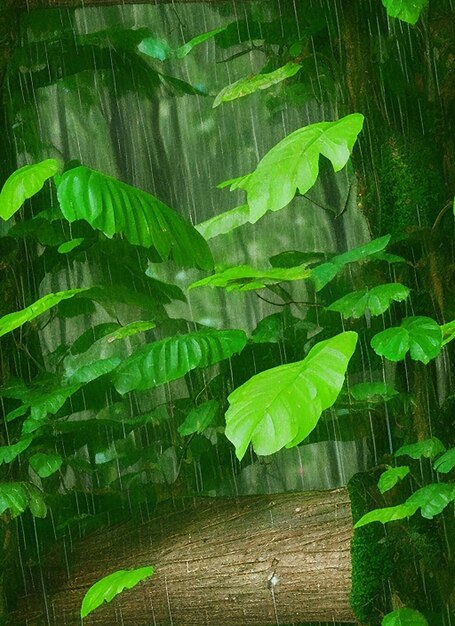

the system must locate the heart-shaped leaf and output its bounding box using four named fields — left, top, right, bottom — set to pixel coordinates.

left=371, top=316, right=442, bottom=364
left=327, top=283, right=410, bottom=318
left=225, top=331, right=358, bottom=459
